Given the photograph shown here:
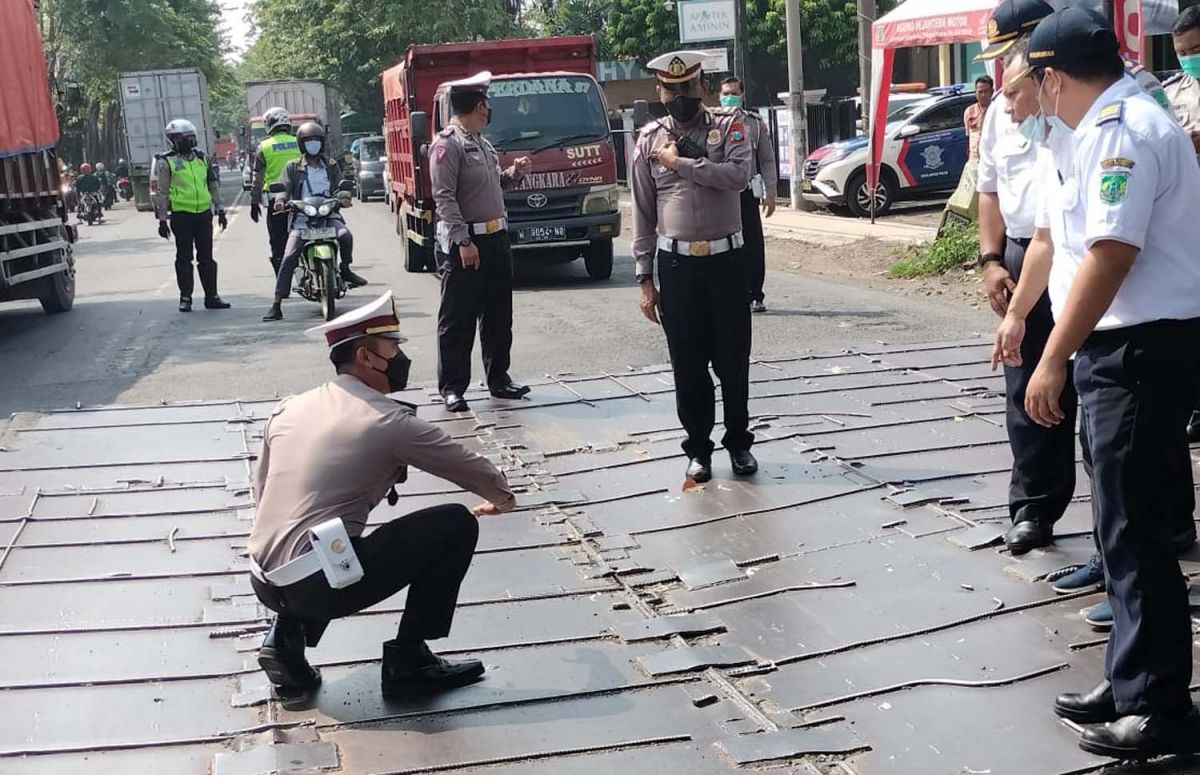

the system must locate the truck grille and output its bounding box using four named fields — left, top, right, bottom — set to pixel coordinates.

left=506, top=189, right=584, bottom=221
left=802, top=160, right=821, bottom=180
